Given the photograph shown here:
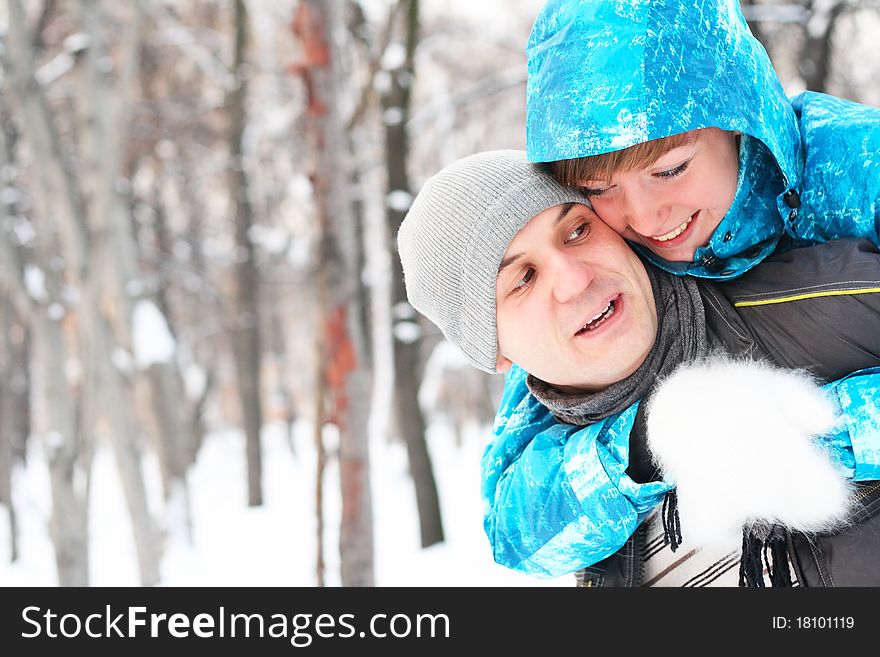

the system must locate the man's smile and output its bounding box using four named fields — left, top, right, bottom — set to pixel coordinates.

left=573, top=294, right=622, bottom=337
